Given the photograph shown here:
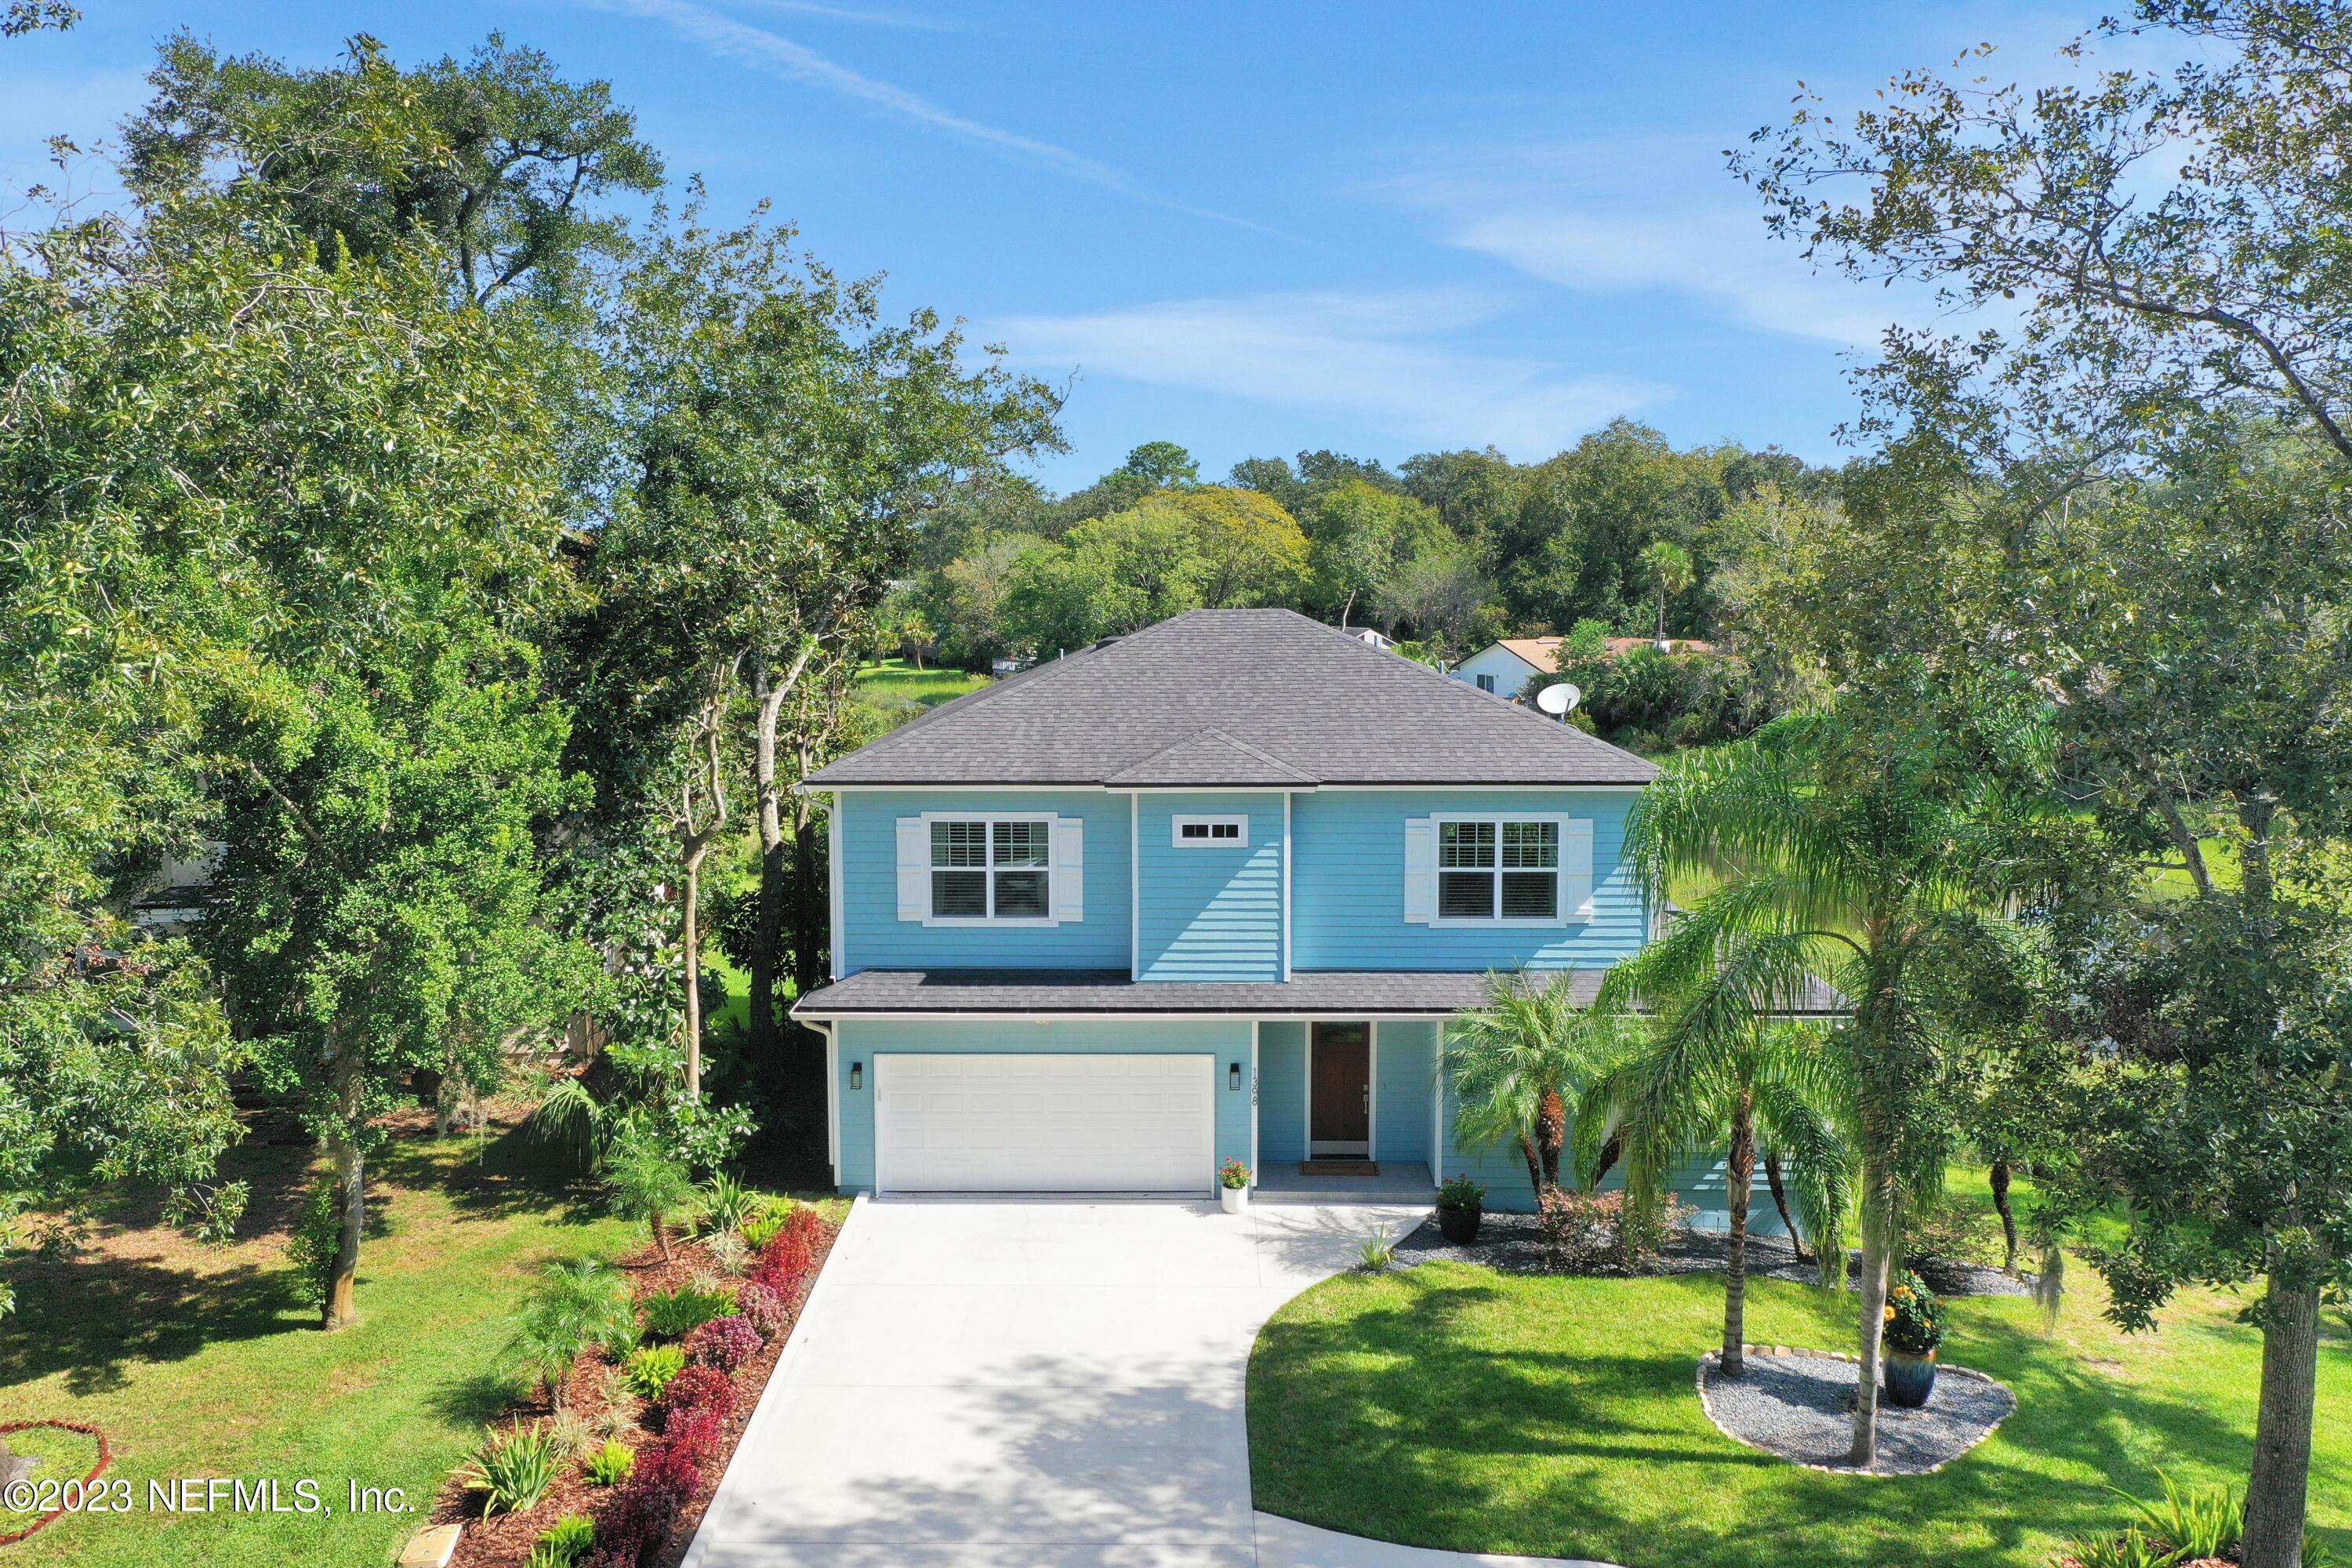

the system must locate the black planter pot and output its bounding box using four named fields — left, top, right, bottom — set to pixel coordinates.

left=1436, top=1205, right=1483, bottom=1245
